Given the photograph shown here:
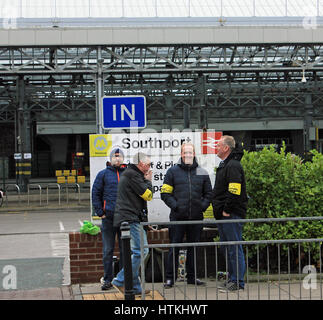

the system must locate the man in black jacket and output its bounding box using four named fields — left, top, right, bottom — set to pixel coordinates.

left=112, top=152, right=153, bottom=296
left=161, top=142, right=213, bottom=288
left=213, top=135, right=248, bottom=292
